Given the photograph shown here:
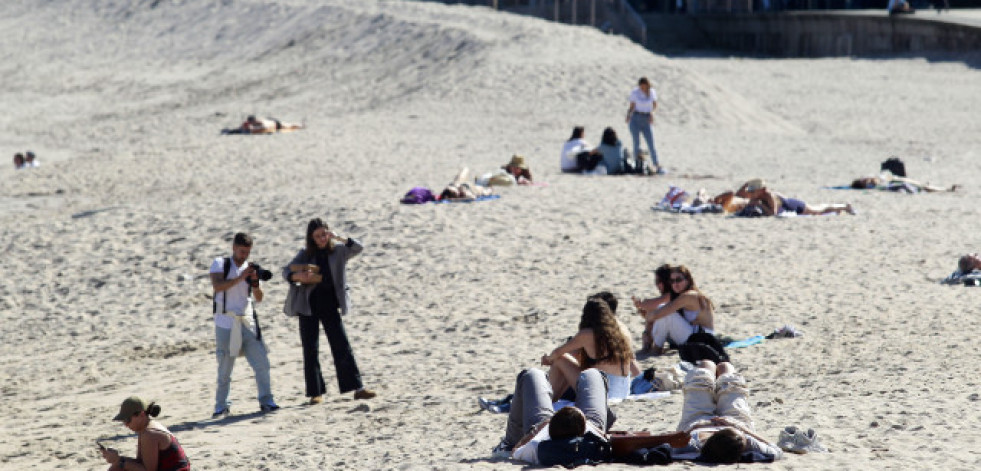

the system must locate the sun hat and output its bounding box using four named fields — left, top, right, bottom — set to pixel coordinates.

left=503, top=154, right=528, bottom=170
left=113, top=396, right=147, bottom=421
left=743, top=178, right=766, bottom=192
